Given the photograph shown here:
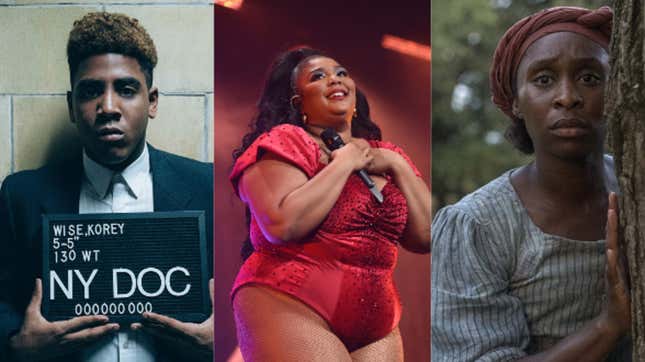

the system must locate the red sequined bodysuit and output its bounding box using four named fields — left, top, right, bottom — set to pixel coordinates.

left=230, top=124, right=421, bottom=351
